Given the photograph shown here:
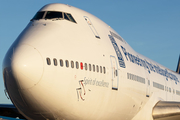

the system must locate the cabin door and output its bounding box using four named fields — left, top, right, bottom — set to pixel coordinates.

left=146, top=79, right=150, bottom=97
left=110, top=56, right=119, bottom=90
left=145, top=71, right=151, bottom=97
left=165, top=79, right=173, bottom=100
left=84, top=16, right=100, bottom=39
